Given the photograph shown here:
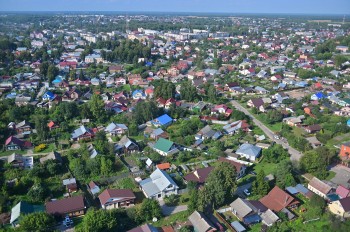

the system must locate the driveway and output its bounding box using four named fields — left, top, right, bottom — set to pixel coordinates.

left=159, top=200, right=188, bottom=216
left=235, top=182, right=252, bottom=199
left=329, top=165, right=350, bottom=187
left=230, top=100, right=303, bottom=161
